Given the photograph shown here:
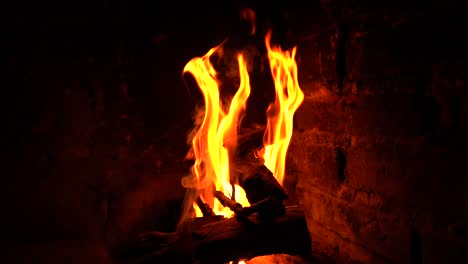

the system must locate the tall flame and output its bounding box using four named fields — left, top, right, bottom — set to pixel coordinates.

left=183, top=31, right=304, bottom=218
left=183, top=46, right=251, bottom=217
left=263, top=32, right=305, bottom=185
